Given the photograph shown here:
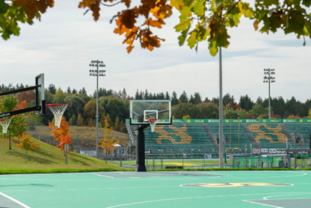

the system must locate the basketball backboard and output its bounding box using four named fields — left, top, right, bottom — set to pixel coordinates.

left=130, top=100, right=171, bottom=125
left=35, top=73, right=45, bottom=114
